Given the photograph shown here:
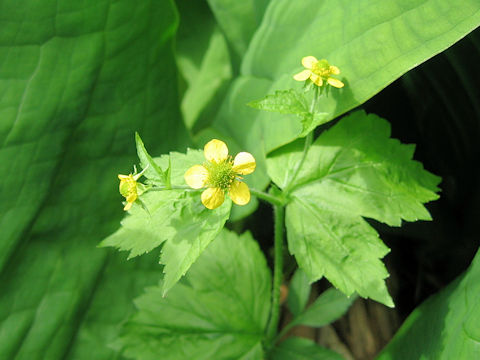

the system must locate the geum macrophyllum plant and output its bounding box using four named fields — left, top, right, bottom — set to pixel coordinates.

left=105, top=57, right=441, bottom=359
left=184, top=139, right=256, bottom=209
